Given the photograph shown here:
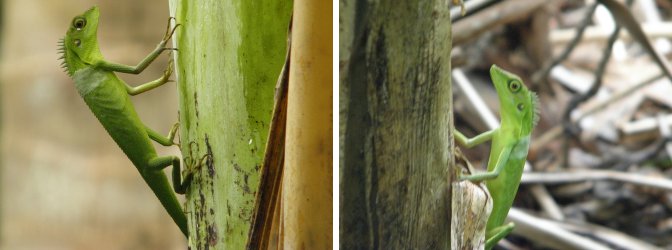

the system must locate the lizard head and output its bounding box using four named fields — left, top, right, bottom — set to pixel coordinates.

left=59, top=6, right=102, bottom=76
left=490, top=64, right=539, bottom=135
